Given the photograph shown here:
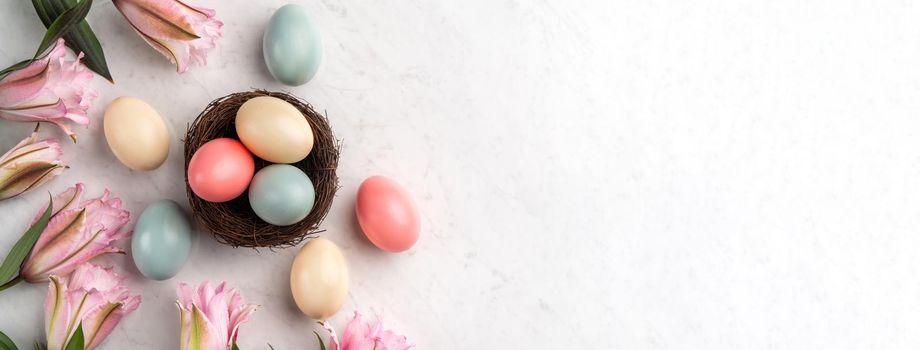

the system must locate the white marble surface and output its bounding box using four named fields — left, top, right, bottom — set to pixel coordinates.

left=3, top=0, right=920, bottom=348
